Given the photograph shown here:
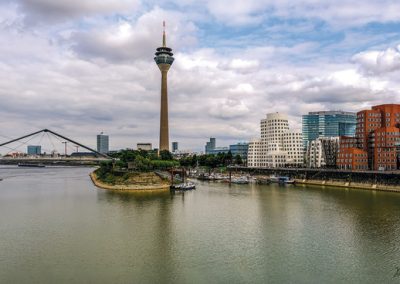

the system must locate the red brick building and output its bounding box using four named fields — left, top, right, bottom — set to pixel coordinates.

left=339, top=104, right=400, bottom=170
left=337, top=137, right=368, bottom=170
